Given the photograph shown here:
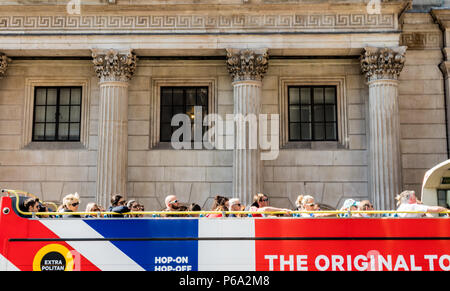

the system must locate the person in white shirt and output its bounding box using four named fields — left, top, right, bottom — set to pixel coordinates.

left=395, top=190, right=448, bottom=218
